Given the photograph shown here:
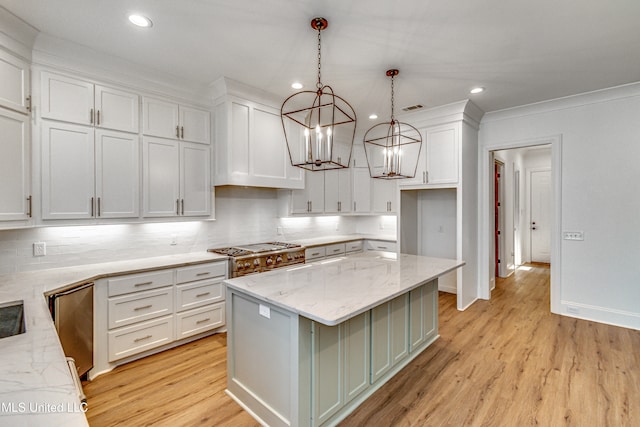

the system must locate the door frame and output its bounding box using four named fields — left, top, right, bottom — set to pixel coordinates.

left=479, top=135, right=562, bottom=314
